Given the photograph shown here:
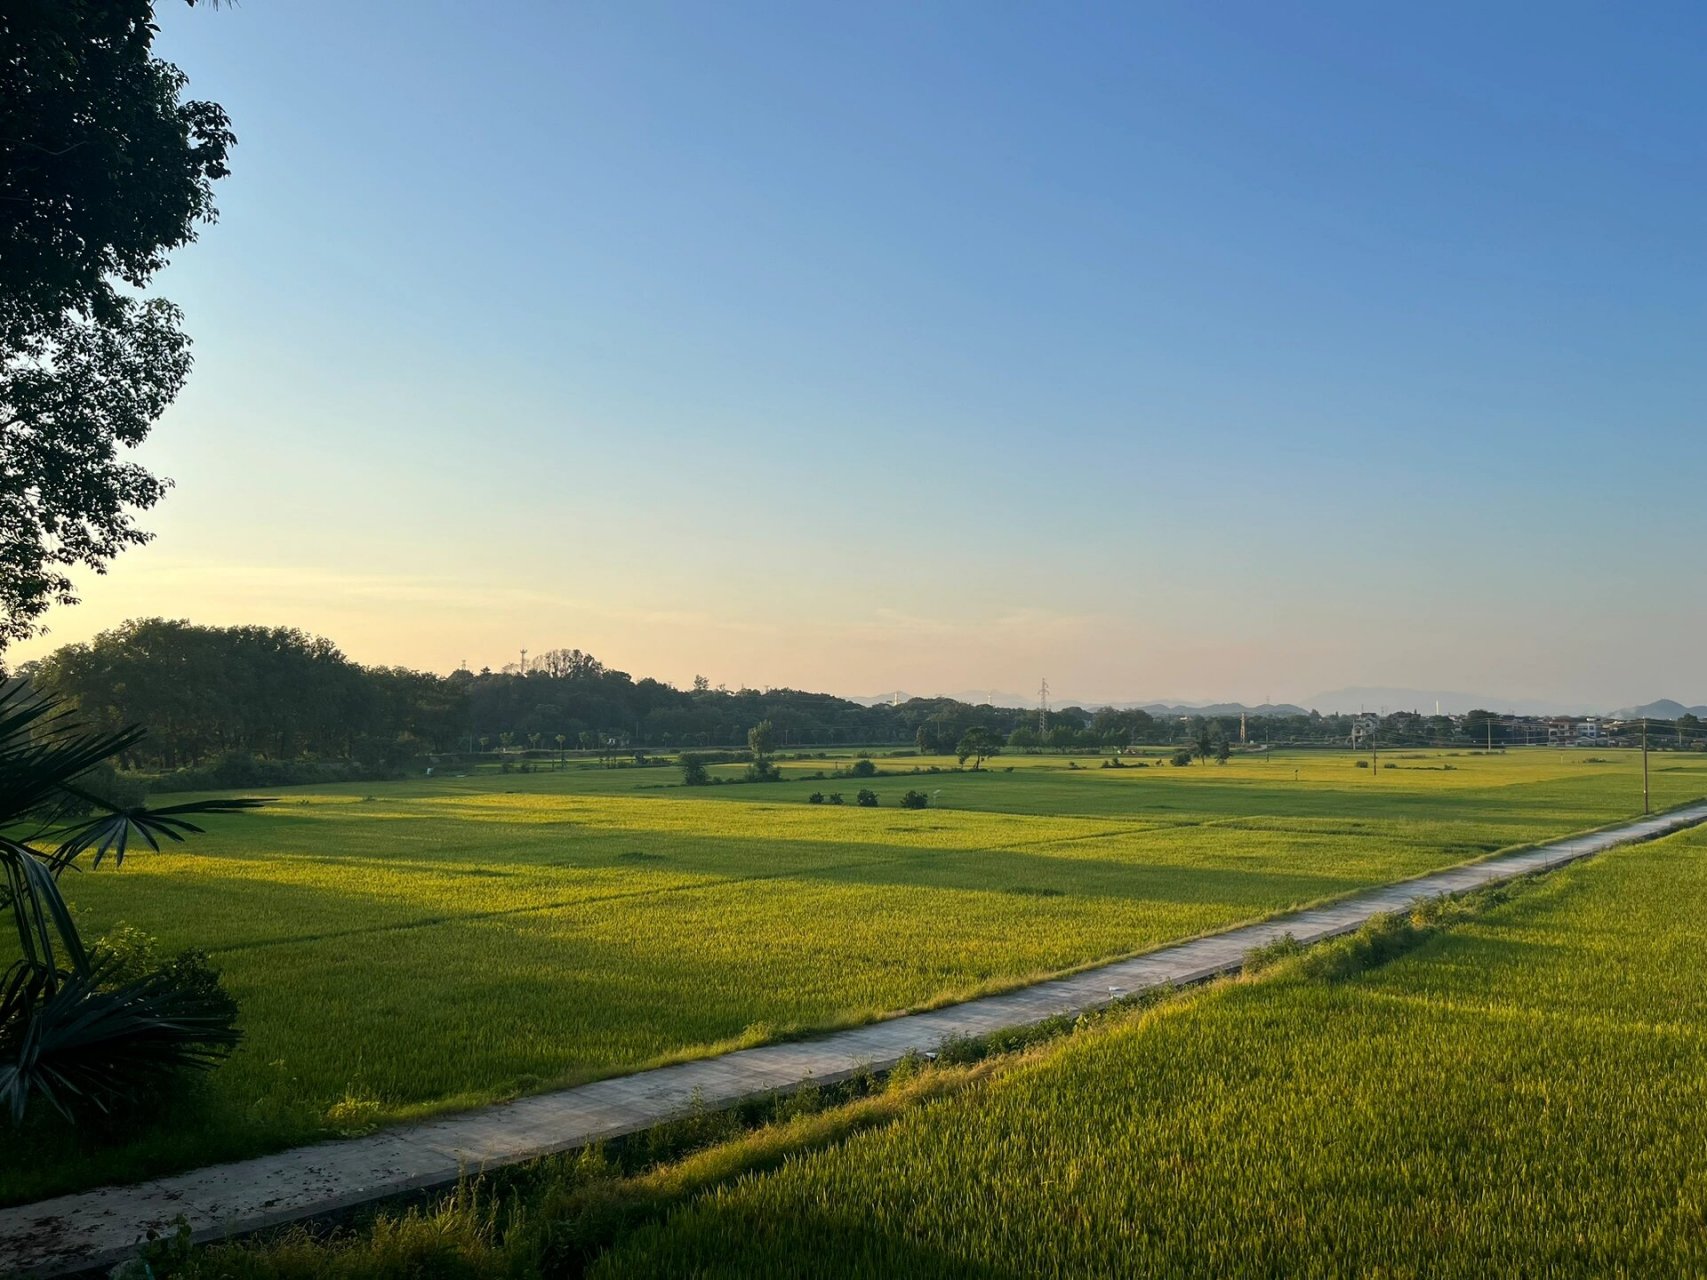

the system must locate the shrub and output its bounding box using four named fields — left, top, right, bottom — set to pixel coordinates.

left=856, top=788, right=878, bottom=807
left=807, top=792, right=824, bottom=804
left=61, top=762, right=148, bottom=815
left=827, top=793, right=844, bottom=805
left=847, top=759, right=877, bottom=778
left=744, top=760, right=779, bottom=783
left=679, top=753, right=709, bottom=786
left=900, top=790, right=928, bottom=810
left=1170, top=750, right=1192, bottom=767
left=152, top=754, right=401, bottom=794
left=1355, top=759, right=1370, bottom=769
left=1243, top=932, right=1306, bottom=974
